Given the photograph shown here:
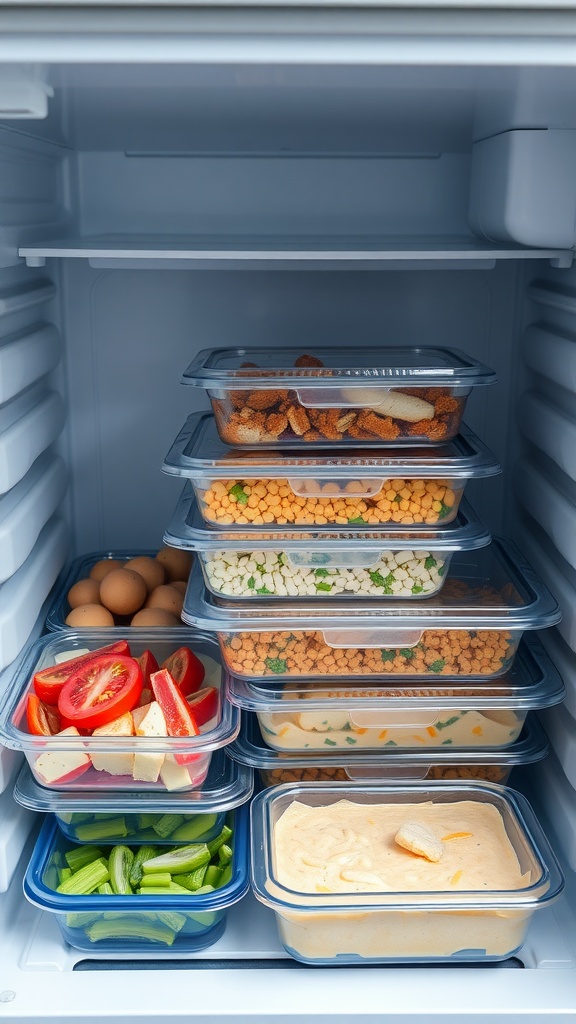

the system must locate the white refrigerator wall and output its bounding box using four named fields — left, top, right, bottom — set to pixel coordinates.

left=1, top=60, right=576, bottom=1020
